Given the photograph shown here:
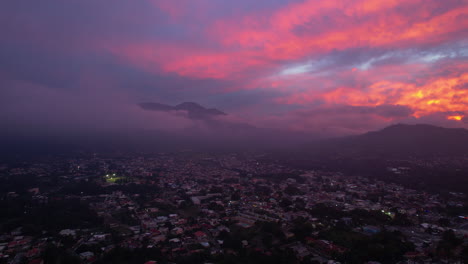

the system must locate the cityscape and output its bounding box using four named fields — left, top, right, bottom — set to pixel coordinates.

left=0, top=151, right=467, bottom=263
